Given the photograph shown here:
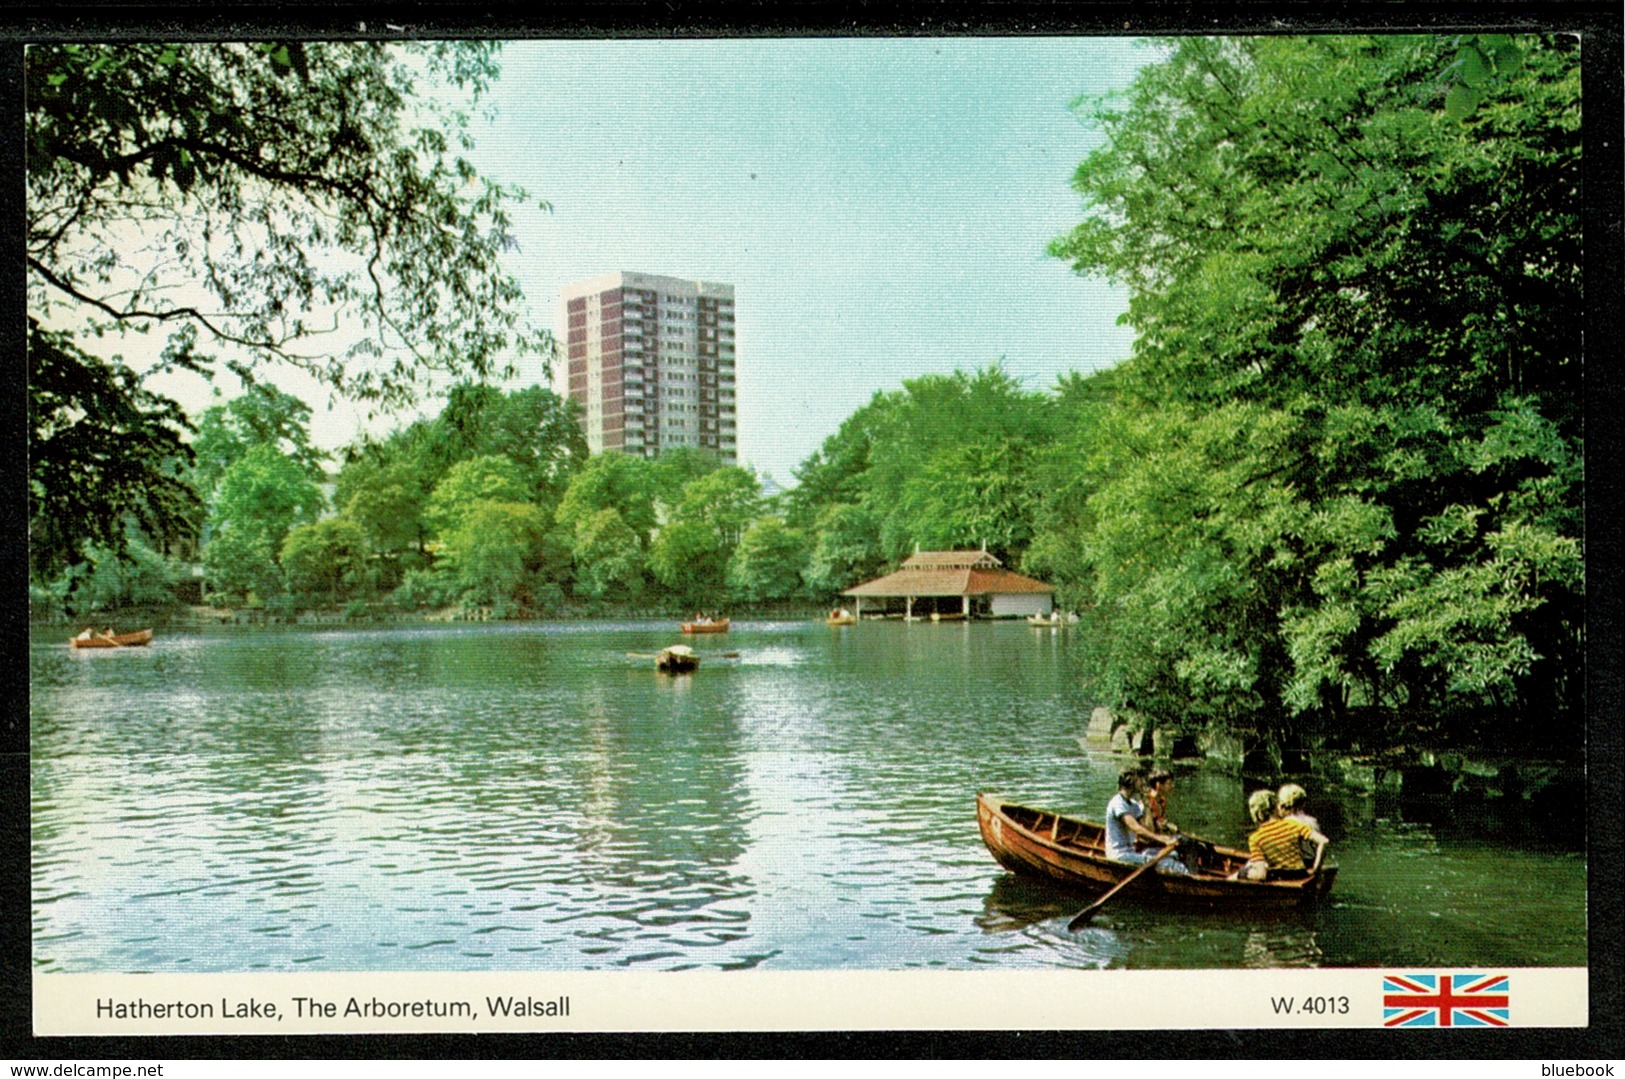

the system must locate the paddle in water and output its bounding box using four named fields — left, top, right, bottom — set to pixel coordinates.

left=1067, top=841, right=1179, bottom=930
